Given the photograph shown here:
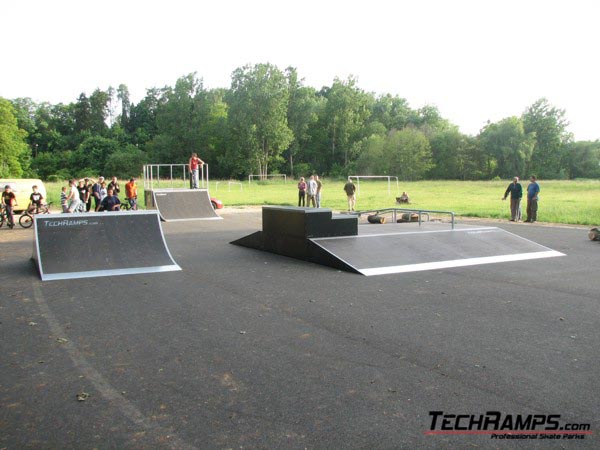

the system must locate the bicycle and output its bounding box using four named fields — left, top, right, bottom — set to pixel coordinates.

left=0, top=205, right=11, bottom=228
left=18, top=202, right=53, bottom=229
